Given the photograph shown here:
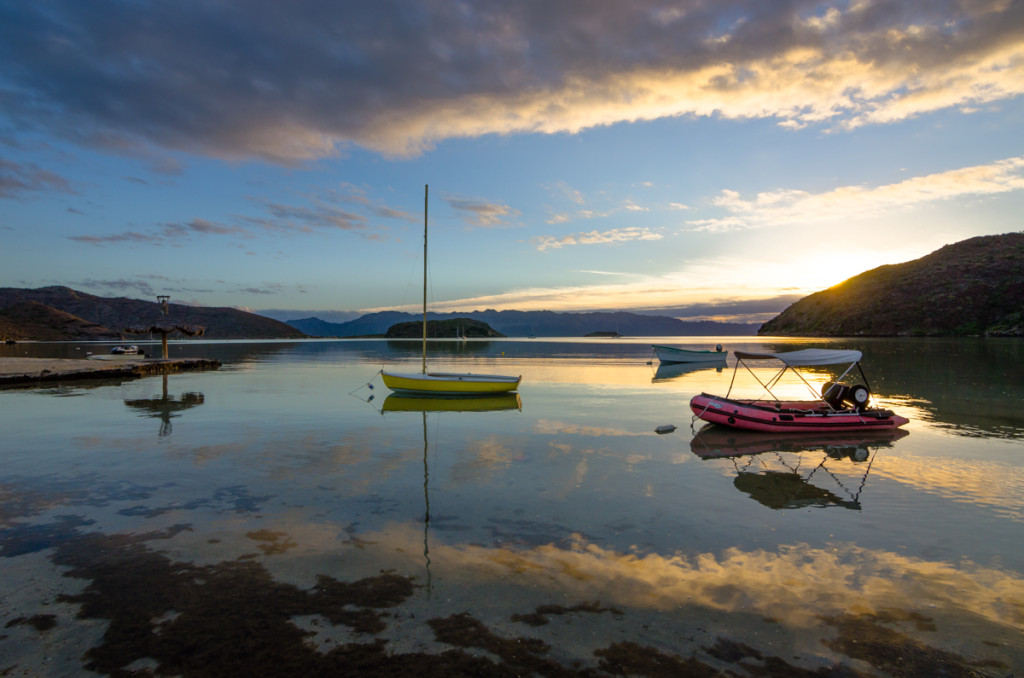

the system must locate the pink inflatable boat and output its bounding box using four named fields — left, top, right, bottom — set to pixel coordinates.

left=690, top=349, right=910, bottom=434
